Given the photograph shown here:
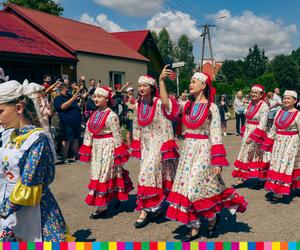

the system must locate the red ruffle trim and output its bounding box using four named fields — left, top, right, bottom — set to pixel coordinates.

left=162, top=98, right=181, bottom=121
left=292, top=181, right=300, bottom=190
left=233, top=160, right=269, bottom=179
left=266, top=169, right=293, bottom=184
left=261, top=138, right=274, bottom=152
left=85, top=170, right=133, bottom=207
left=264, top=181, right=290, bottom=195
left=166, top=188, right=248, bottom=223
left=232, top=170, right=268, bottom=180
left=292, top=169, right=300, bottom=181
left=211, top=144, right=229, bottom=167
left=211, top=157, right=229, bottom=167
left=129, top=139, right=141, bottom=159
left=166, top=206, right=198, bottom=224
left=136, top=180, right=173, bottom=211
left=114, top=144, right=129, bottom=166
left=249, top=128, right=267, bottom=144
left=234, top=160, right=270, bottom=171
left=79, top=145, right=92, bottom=162
left=211, top=144, right=226, bottom=156
left=240, top=125, right=246, bottom=138
left=292, top=169, right=300, bottom=190
left=160, top=140, right=180, bottom=161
